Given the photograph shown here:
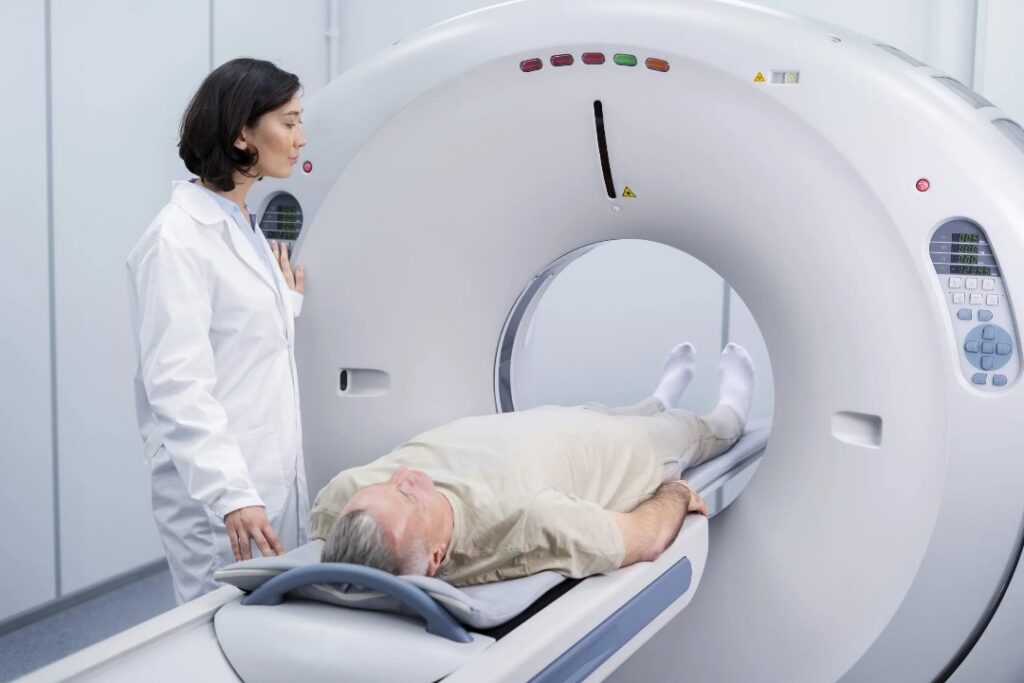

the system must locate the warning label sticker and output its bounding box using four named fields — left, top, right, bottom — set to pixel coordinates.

left=622, top=186, right=637, bottom=198
left=753, top=71, right=766, bottom=83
